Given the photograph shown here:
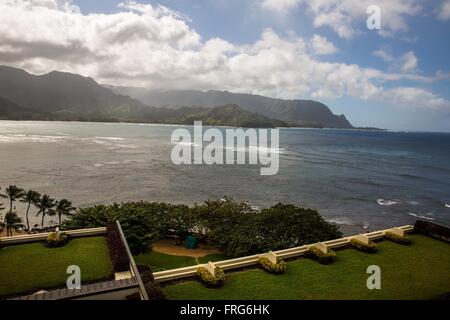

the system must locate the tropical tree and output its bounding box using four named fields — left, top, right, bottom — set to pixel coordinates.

left=36, top=194, right=56, bottom=230
left=0, top=201, right=5, bottom=234
left=3, top=185, right=25, bottom=214
left=4, top=212, right=24, bottom=236
left=1, top=185, right=25, bottom=236
left=54, top=199, right=75, bottom=229
left=20, top=190, right=41, bottom=233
